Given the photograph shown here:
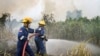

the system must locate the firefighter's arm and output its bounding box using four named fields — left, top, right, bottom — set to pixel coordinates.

left=27, top=28, right=35, bottom=40
left=39, top=28, right=44, bottom=36
left=28, top=28, right=34, bottom=33
left=18, top=28, right=27, bottom=41
left=40, top=29, right=48, bottom=41
left=27, top=33, right=35, bottom=40
left=34, top=28, right=45, bottom=37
